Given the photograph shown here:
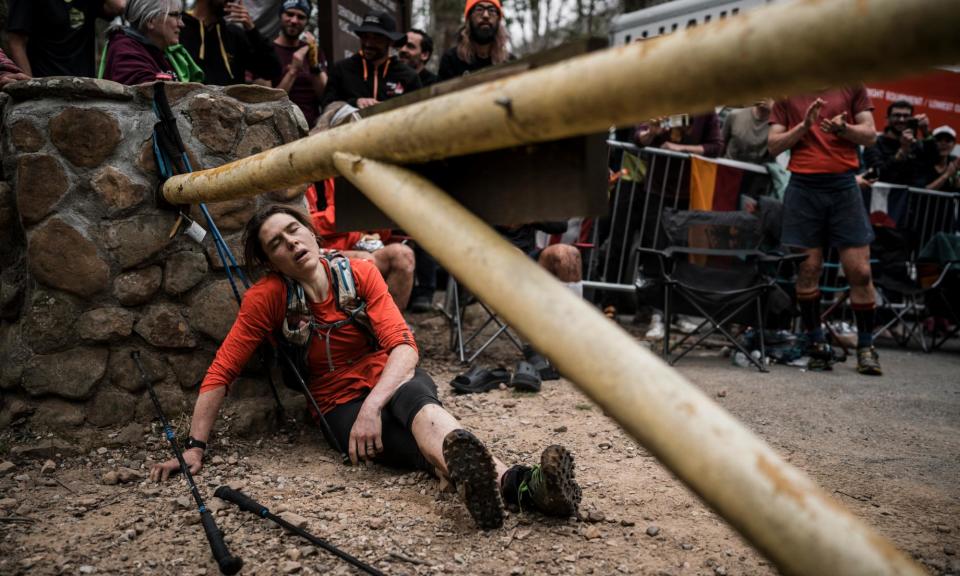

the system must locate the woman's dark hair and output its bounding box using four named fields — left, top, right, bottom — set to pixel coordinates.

left=242, top=204, right=318, bottom=277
